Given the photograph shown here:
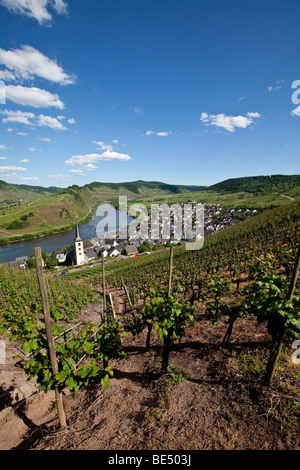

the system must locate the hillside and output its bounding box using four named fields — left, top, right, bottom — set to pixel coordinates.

left=0, top=175, right=299, bottom=244
left=84, top=180, right=206, bottom=195
left=210, top=174, right=300, bottom=193
left=0, top=180, right=61, bottom=203
left=0, top=201, right=299, bottom=450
